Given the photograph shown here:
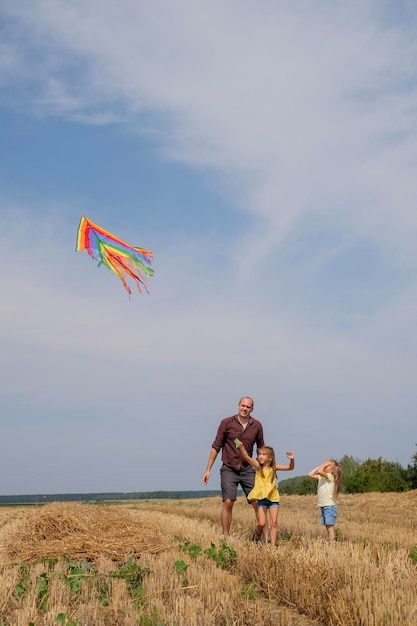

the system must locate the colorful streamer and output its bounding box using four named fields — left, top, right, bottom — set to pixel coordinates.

left=76, top=216, right=154, bottom=296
